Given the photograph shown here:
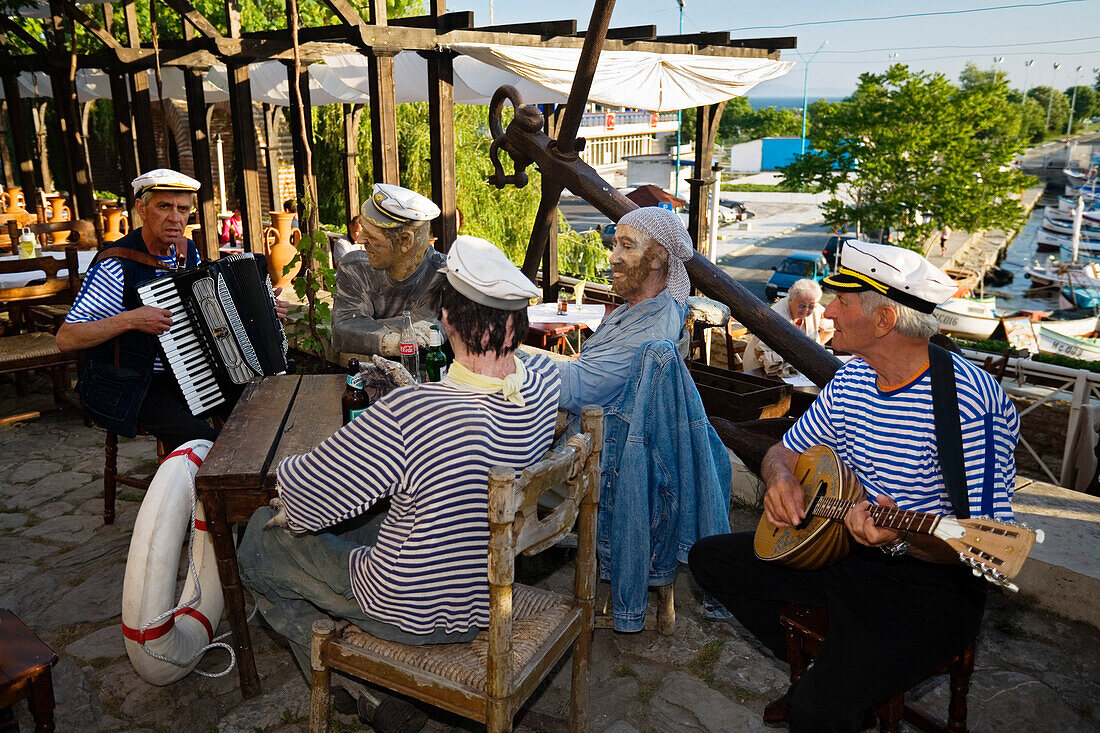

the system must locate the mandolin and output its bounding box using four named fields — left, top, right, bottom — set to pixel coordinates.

left=753, top=445, right=1043, bottom=591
